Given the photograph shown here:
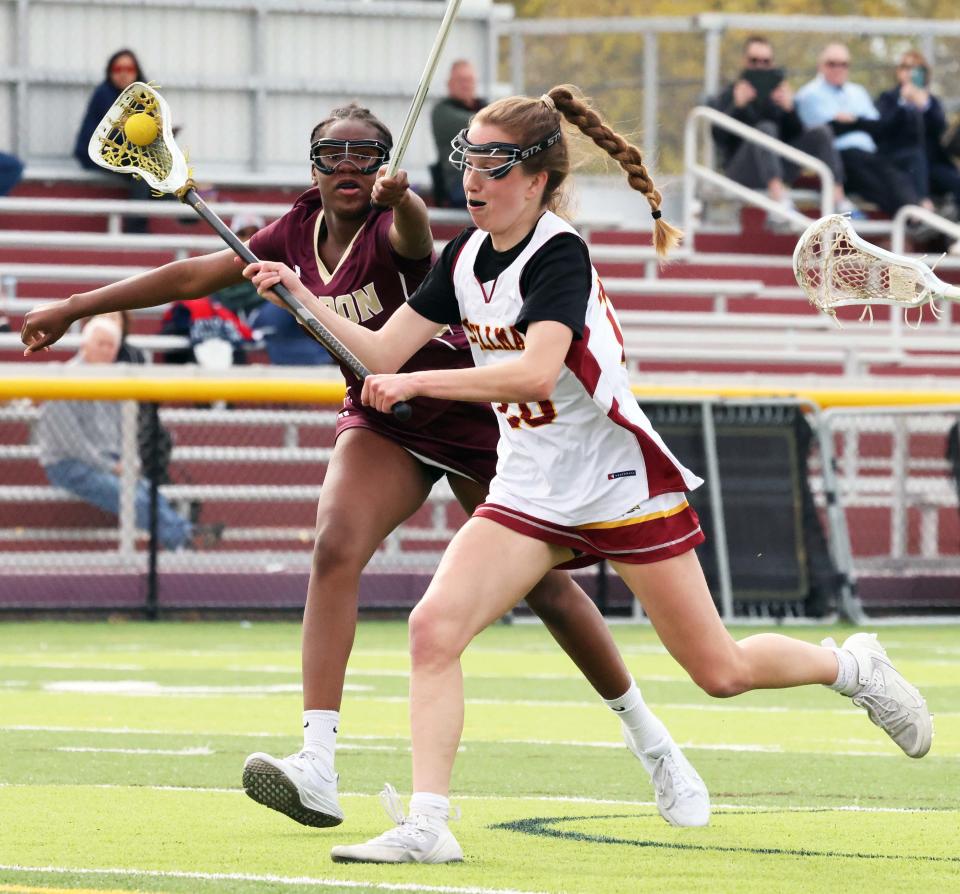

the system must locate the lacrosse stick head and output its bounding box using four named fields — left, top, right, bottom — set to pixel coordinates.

left=793, top=213, right=956, bottom=316
left=88, top=81, right=190, bottom=194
